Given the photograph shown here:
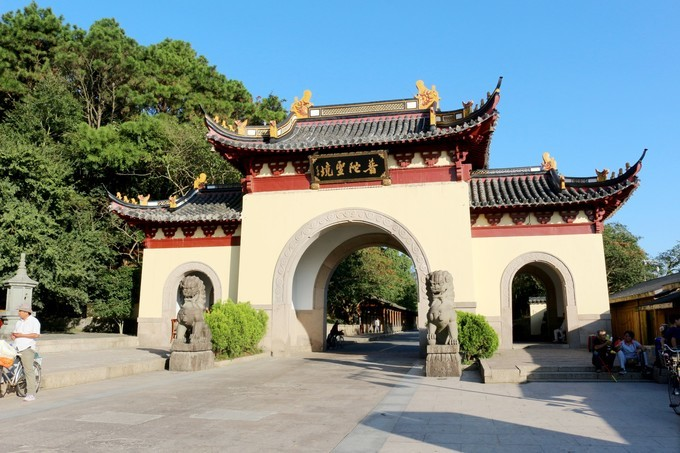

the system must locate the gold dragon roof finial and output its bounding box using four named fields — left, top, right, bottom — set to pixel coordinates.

left=234, top=119, right=248, bottom=135
left=193, top=173, right=207, bottom=189
left=541, top=152, right=558, bottom=171
left=290, top=90, right=313, bottom=118
left=415, top=80, right=440, bottom=109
